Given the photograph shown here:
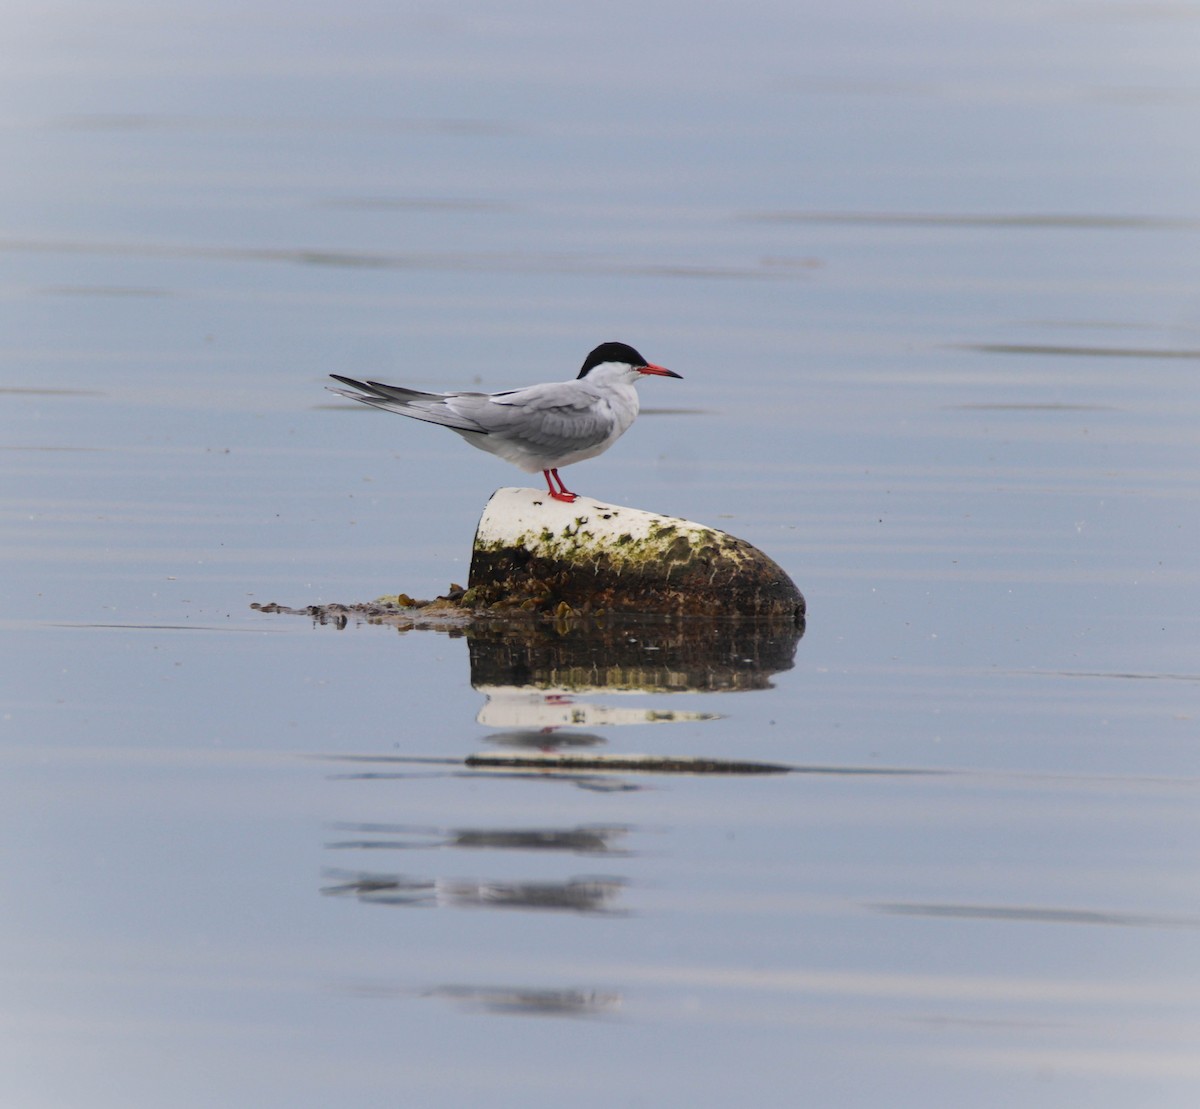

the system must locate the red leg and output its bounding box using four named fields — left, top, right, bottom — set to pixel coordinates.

left=542, top=468, right=577, bottom=503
